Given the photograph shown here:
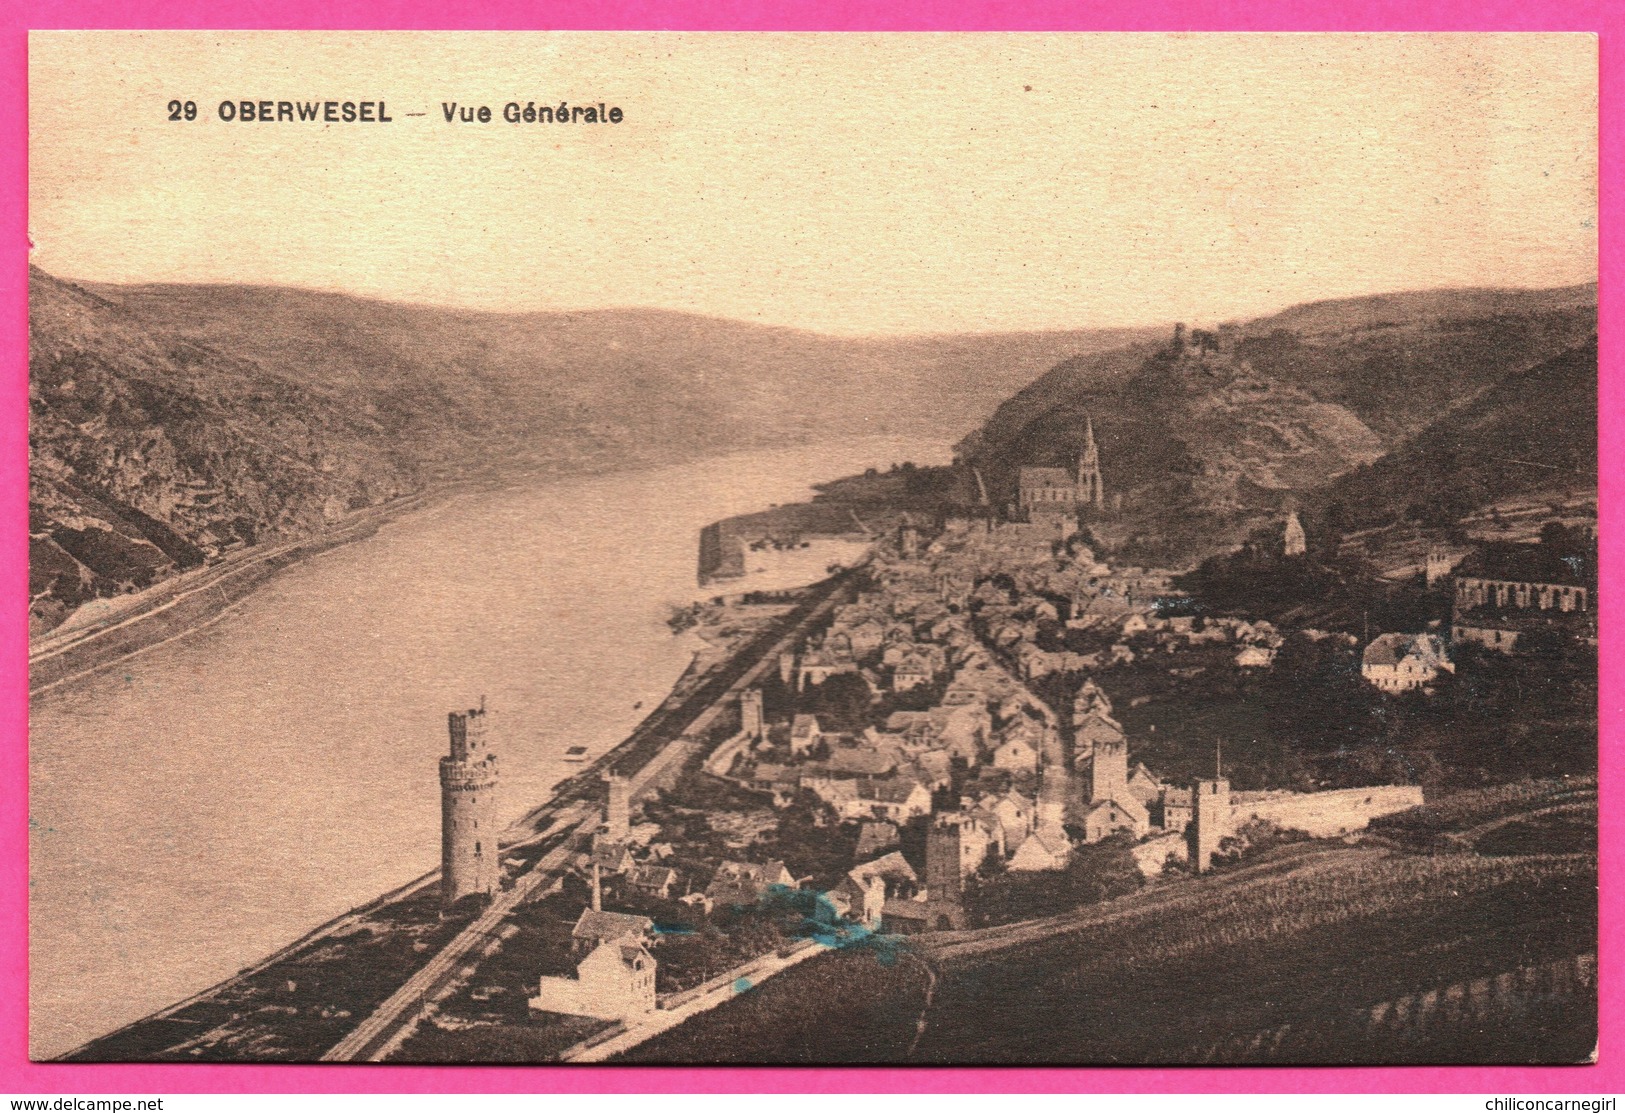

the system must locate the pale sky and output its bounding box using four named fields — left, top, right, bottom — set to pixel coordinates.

left=28, top=32, right=1597, bottom=334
